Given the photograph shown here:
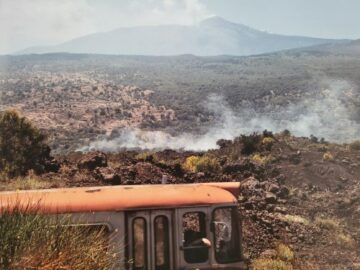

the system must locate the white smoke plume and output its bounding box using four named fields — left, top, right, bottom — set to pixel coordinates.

left=79, top=80, right=360, bottom=152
